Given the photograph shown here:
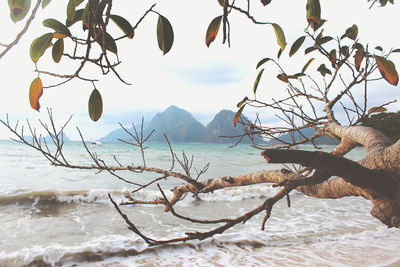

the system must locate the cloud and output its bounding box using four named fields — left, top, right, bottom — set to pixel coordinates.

left=166, top=62, right=248, bottom=86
